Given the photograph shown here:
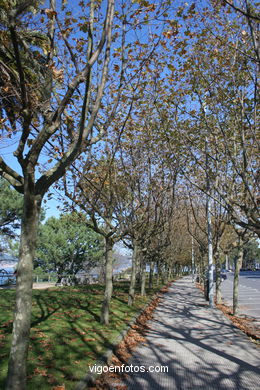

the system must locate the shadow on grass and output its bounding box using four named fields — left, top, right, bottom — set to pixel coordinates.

left=31, top=294, right=61, bottom=326
left=0, top=281, right=159, bottom=389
